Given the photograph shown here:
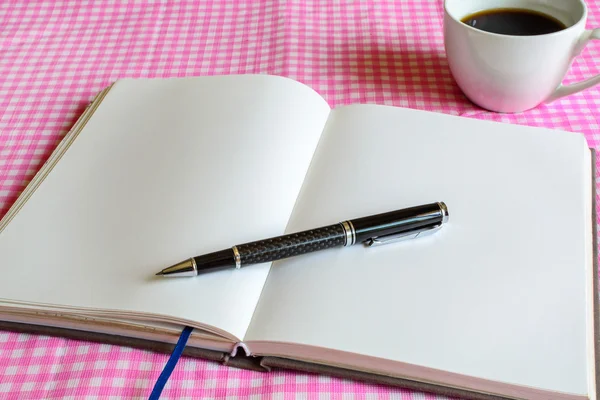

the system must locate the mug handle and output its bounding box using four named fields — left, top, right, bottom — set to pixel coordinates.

left=546, top=28, right=600, bottom=103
